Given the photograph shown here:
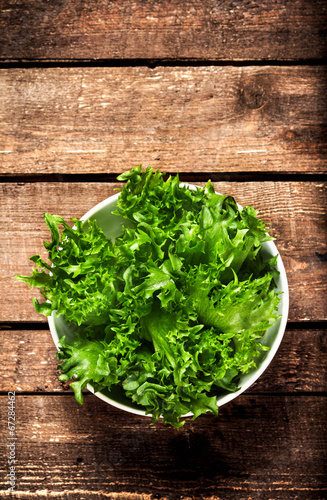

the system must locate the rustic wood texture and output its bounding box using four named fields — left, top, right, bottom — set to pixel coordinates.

left=1, top=0, right=326, bottom=496
left=0, top=395, right=326, bottom=499
left=0, top=0, right=326, bottom=62
left=1, top=327, right=326, bottom=394
left=1, top=66, right=327, bottom=175
left=2, top=181, right=326, bottom=323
